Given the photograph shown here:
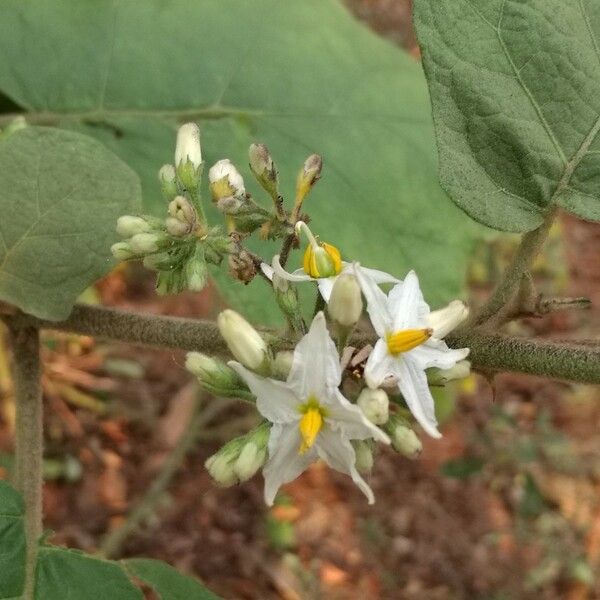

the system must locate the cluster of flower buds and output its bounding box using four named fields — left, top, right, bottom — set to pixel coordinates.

left=205, top=422, right=271, bottom=487
left=185, top=352, right=252, bottom=399
left=111, top=123, right=235, bottom=294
